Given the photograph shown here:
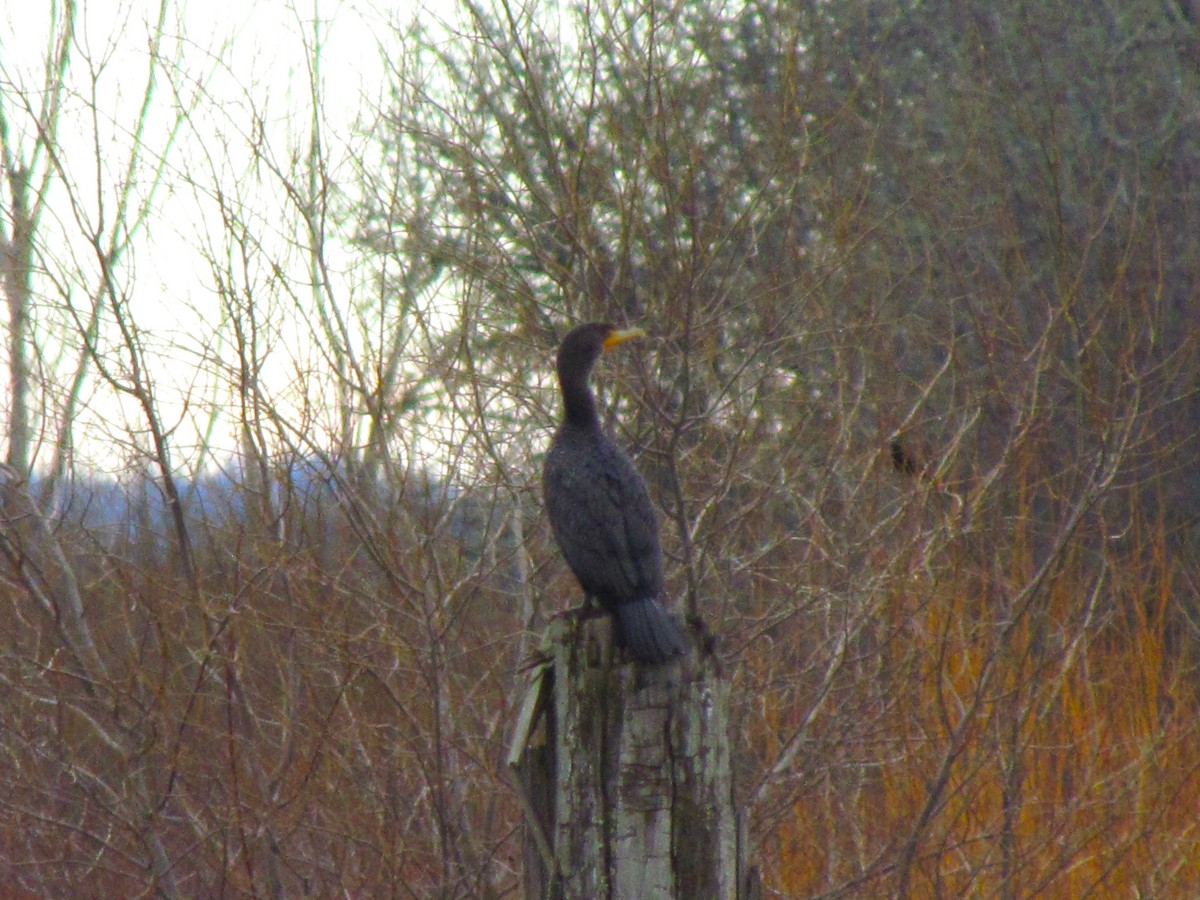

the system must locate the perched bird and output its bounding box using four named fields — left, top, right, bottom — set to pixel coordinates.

left=890, top=437, right=920, bottom=477
left=542, top=322, right=688, bottom=664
